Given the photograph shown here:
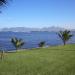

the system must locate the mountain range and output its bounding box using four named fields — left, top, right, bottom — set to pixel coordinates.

left=0, top=27, right=74, bottom=32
